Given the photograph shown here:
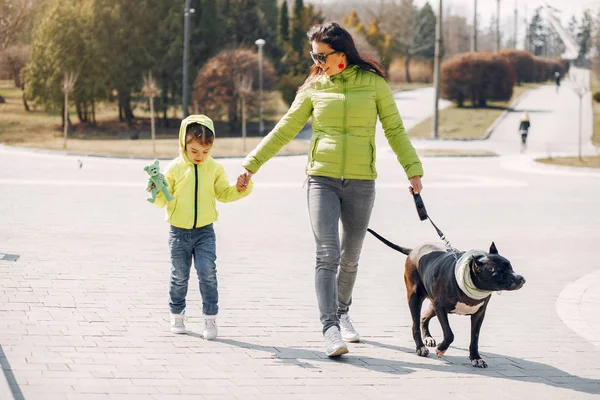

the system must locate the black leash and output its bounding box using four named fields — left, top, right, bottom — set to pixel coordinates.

left=412, top=191, right=458, bottom=259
